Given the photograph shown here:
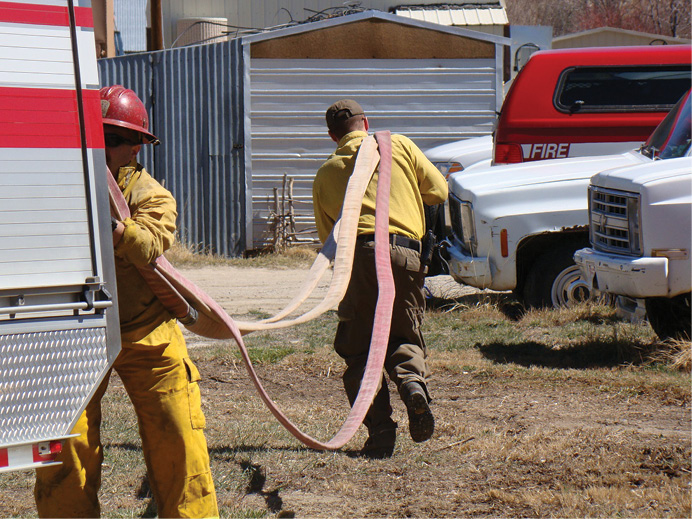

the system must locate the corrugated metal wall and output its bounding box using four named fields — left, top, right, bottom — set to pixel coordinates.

left=98, top=40, right=246, bottom=256
left=114, top=0, right=147, bottom=54
left=247, top=57, right=498, bottom=249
